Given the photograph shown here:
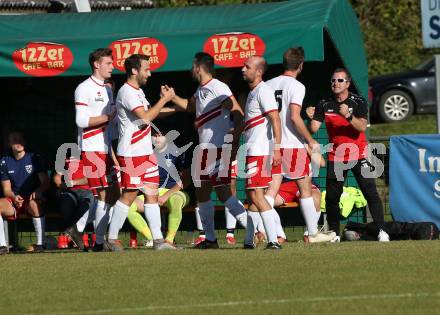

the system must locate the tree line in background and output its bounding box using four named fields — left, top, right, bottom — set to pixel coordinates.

left=157, top=0, right=440, bottom=77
